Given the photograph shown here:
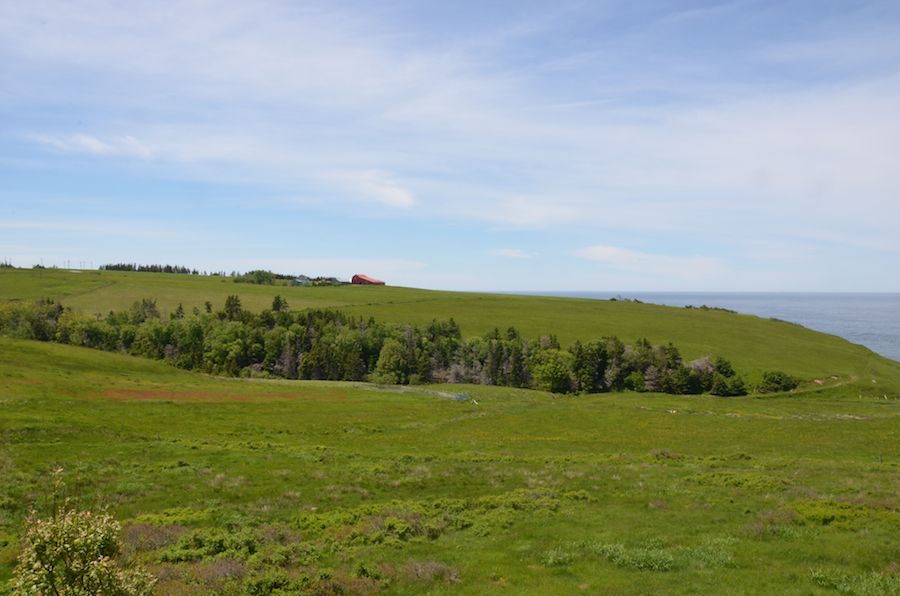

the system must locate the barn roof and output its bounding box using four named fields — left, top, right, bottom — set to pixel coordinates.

left=354, top=274, right=384, bottom=284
